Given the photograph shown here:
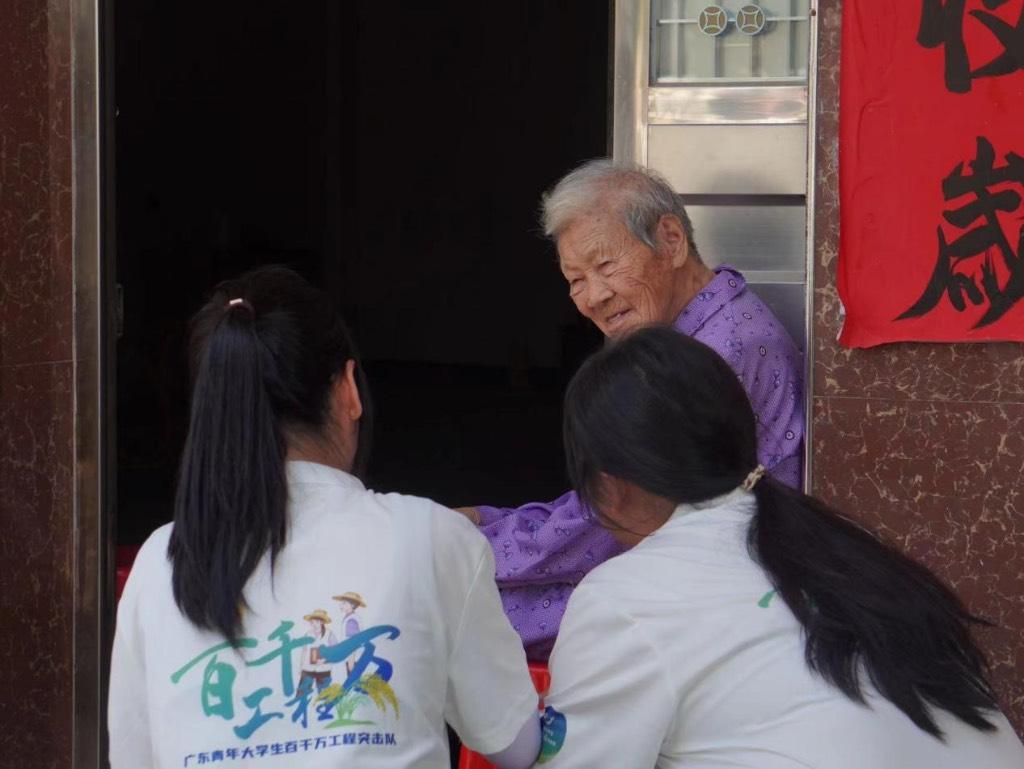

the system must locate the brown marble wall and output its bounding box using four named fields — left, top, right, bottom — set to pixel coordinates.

left=812, top=0, right=1024, bottom=733
left=0, top=0, right=76, bottom=766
